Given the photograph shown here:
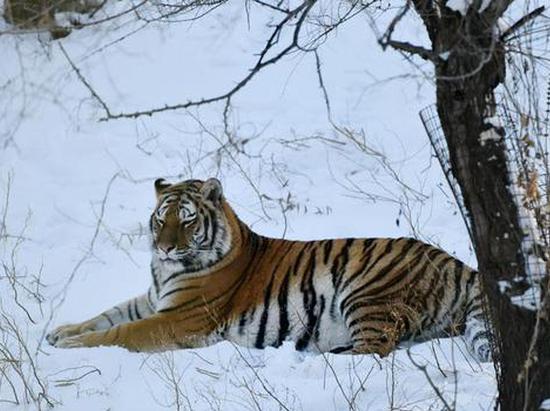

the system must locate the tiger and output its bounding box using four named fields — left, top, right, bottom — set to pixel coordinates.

left=46, top=178, right=491, bottom=362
